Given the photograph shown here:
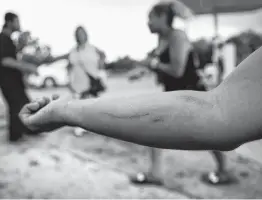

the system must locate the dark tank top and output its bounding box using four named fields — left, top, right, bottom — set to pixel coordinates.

left=150, top=47, right=200, bottom=91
